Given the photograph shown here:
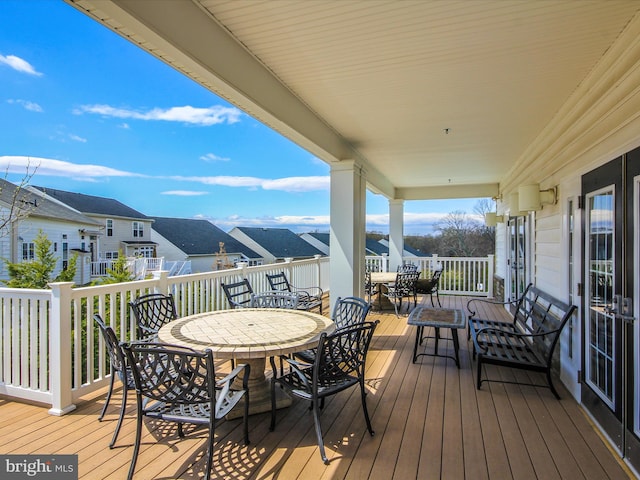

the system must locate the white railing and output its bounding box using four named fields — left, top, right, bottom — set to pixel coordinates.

left=0, top=253, right=491, bottom=415
left=366, top=254, right=494, bottom=297
left=0, top=256, right=328, bottom=414
left=90, top=257, right=165, bottom=278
